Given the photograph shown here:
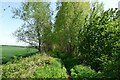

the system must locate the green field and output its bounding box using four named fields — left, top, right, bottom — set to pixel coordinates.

left=1, top=45, right=38, bottom=63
